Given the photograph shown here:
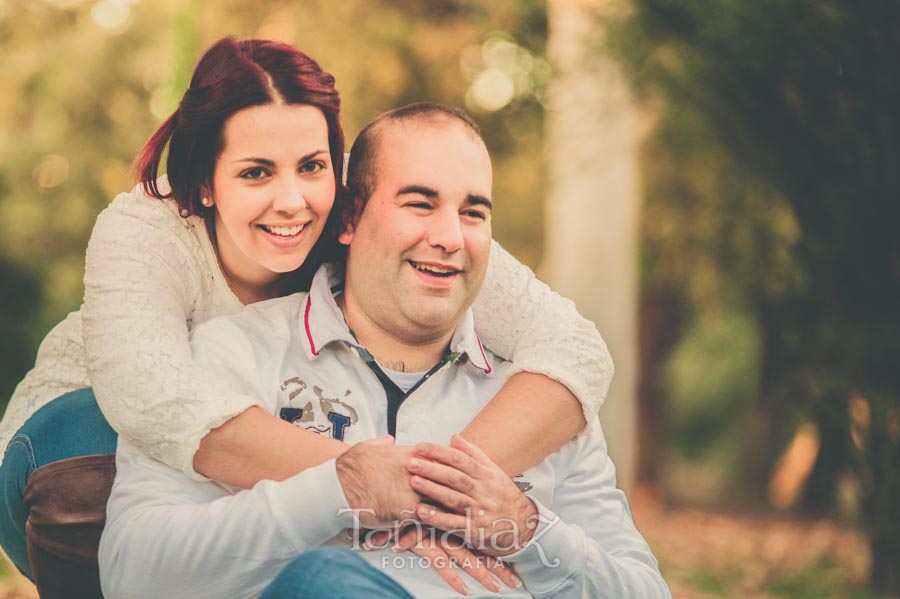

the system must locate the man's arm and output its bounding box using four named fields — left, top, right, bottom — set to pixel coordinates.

left=100, top=440, right=354, bottom=599
left=406, top=434, right=671, bottom=599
